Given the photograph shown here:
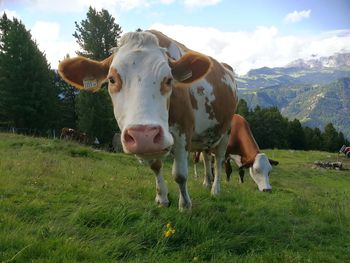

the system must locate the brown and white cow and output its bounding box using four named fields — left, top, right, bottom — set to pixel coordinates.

left=60, top=127, right=88, bottom=144
left=195, top=114, right=277, bottom=191
left=224, top=114, right=278, bottom=192
left=58, top=30, right=237, bottom=210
